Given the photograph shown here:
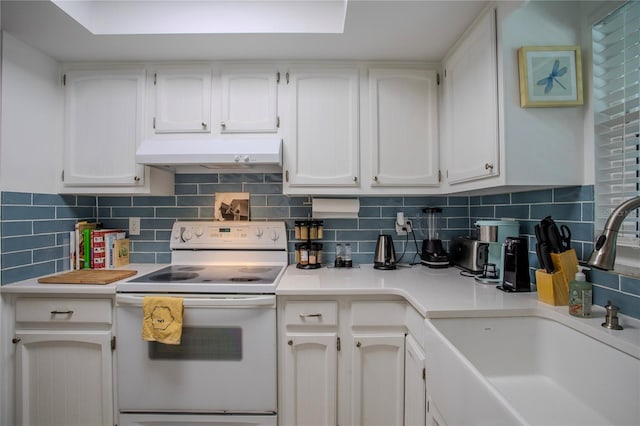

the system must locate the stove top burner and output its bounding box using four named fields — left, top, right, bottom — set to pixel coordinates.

left=173, top=266, right=205, bottom=272
left=129, top=264, right=284, bottom=286
left=149, top=272, right=199, bottom=282
left=230, top=276, right=262, bottom=282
